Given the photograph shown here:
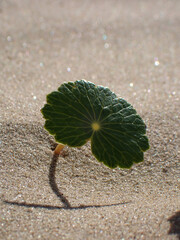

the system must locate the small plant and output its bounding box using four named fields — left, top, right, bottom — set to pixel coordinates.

left=41, top=80, right=149, bottom=168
